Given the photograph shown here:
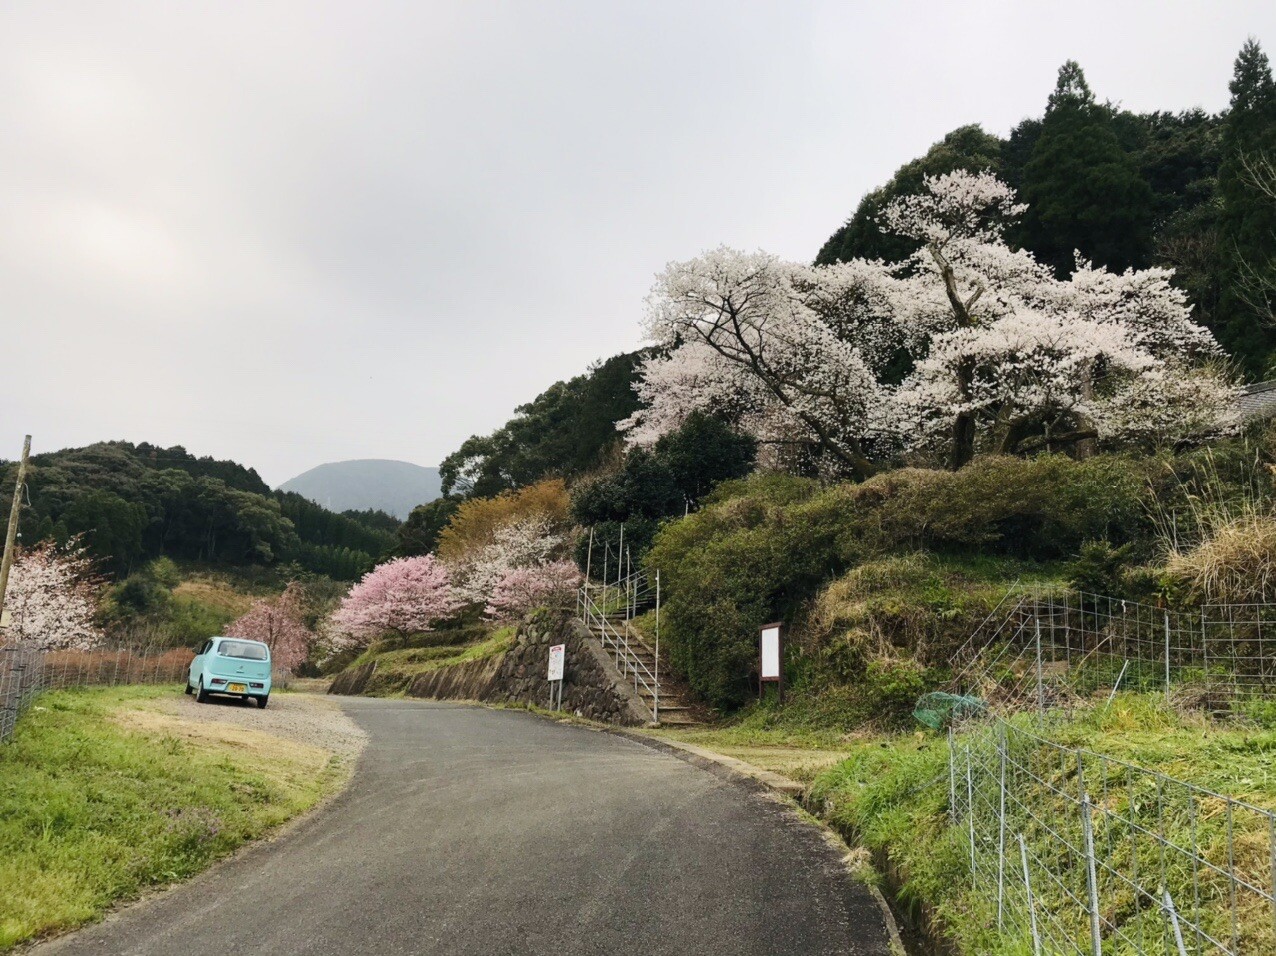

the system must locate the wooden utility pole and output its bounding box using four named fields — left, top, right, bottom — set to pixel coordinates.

left=0, top=435, right=32, bottom=624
